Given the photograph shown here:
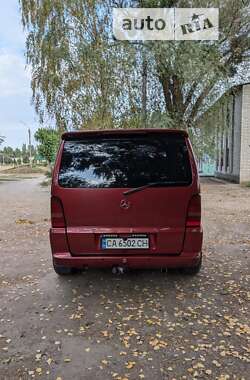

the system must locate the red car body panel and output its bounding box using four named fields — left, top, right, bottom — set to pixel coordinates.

left=50, top=129, right=203, bottom=269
